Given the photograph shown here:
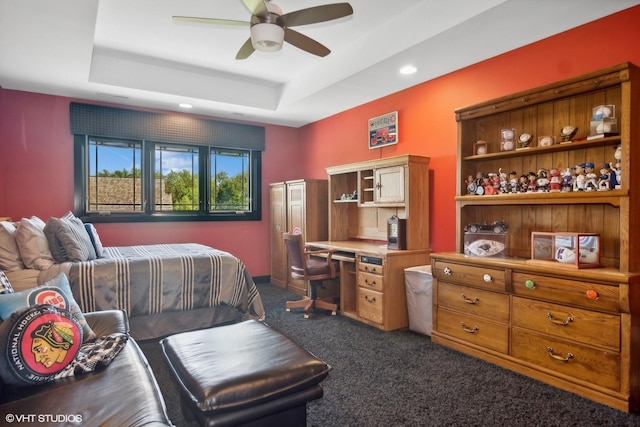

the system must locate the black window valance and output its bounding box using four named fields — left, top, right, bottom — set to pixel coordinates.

left=70, top=102, right=265, bottom=151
